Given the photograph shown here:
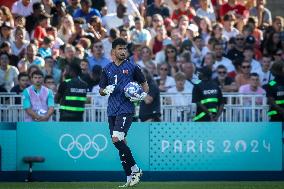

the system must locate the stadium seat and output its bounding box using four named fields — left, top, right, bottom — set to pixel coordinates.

left=23, top=156, right=45, bottom=182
